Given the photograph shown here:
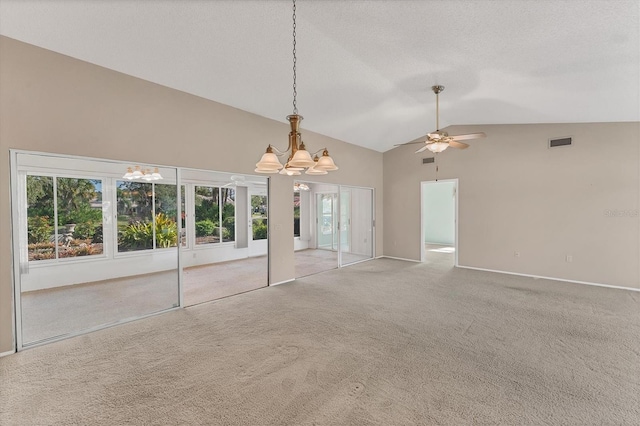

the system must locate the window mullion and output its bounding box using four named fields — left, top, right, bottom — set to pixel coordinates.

left=218, top=187, right=222, bottom=244
left=152, top=183, right=157, bottom=250
left=53, top=176, right=59, bottom=261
